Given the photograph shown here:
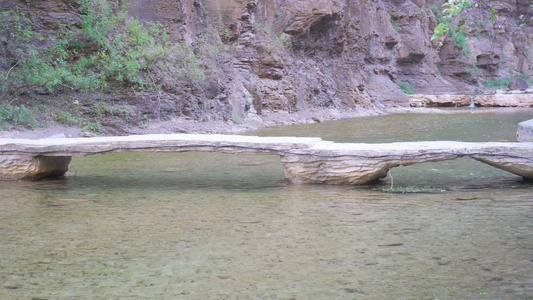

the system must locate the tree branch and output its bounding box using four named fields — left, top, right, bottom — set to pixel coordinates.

left=5, top=60, right=20, bottom=80
left=12, top=79, right=50, bottom=96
